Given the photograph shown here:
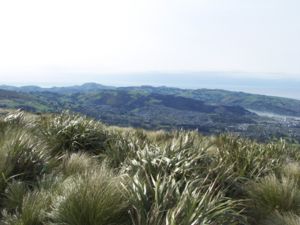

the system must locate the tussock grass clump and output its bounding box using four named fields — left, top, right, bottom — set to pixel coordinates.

left=261, top=212, right=300, bottom=225
left=212, top=135, right=293, bottom=198
left=123, top=132, right=245, bottom=225
left=165, top=182, right=243, bottom=225
left=125, top=132, right=212, bottom=181
left=2, top=110, right=27, bottom=127
left=61, top=152, right=99, bottom=176
left=2, top=180, right=28, bottom=213
left=0, top=128, right=51, bottom=196
left=2, top=132, right=50, bottom=180
left=126, top=174, right=244, bottom=225
left=49, top=165, right=131, bottom=225
left=1, top=164, right=130, bottom=225
left=215, top=135, right=286, bottom=180
left=102, top=129, right=145, bottom=168
left=282, top=162, right=300, bottom=182
left=37, top=112, right=109, bottom=155
left=1, top=190, right=52, bottom=225
left=246, top=174, right=300, bottom=220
